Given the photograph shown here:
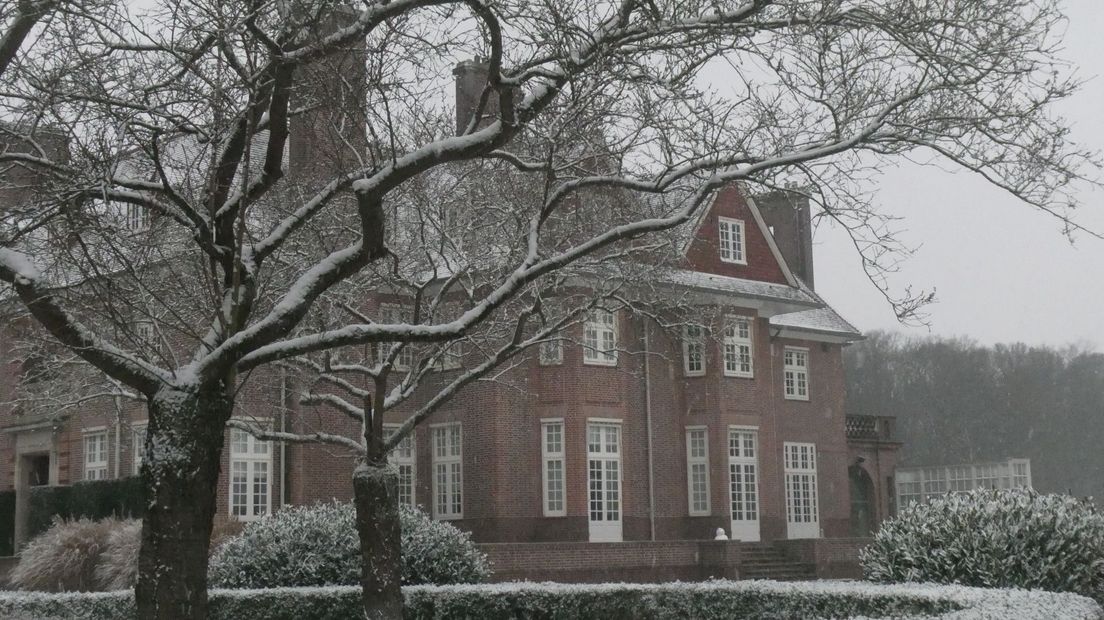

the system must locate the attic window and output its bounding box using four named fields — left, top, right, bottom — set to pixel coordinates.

left=718, top=217, right=746, bottom=264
